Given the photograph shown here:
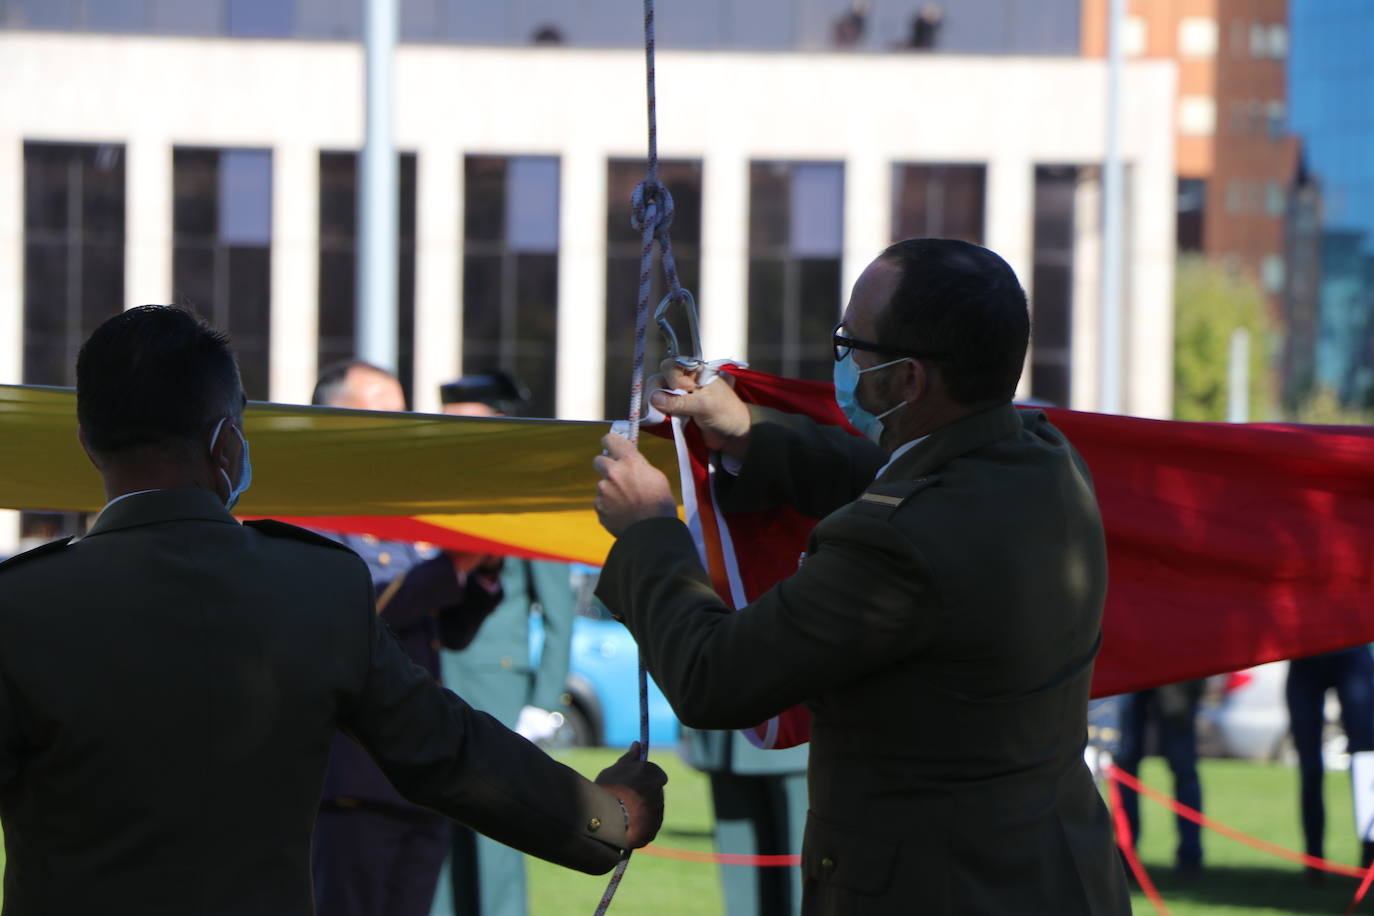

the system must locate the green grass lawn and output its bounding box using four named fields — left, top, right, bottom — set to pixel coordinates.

left=538, top=752, right=1373, bottom=916
left=2, top=754, right=1368, bottom=914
